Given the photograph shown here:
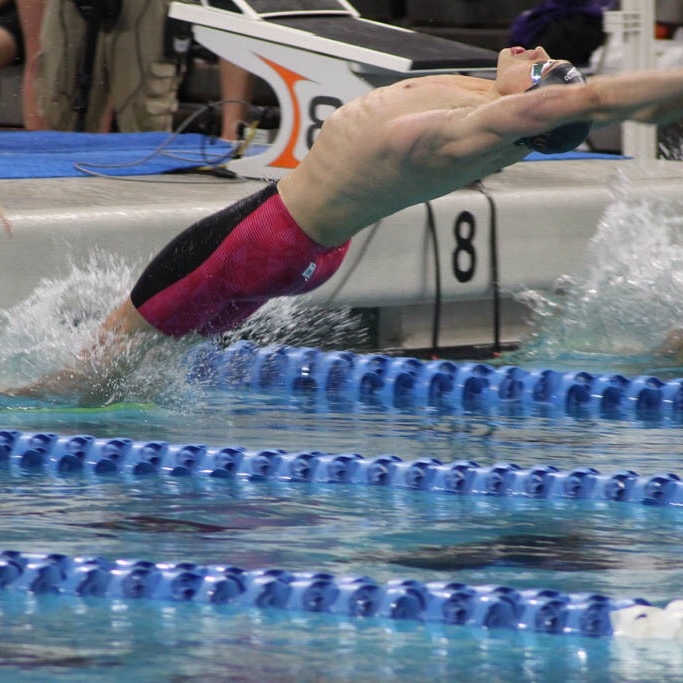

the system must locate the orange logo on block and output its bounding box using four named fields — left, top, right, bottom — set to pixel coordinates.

left=257, top=55, right=308, bottom=170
